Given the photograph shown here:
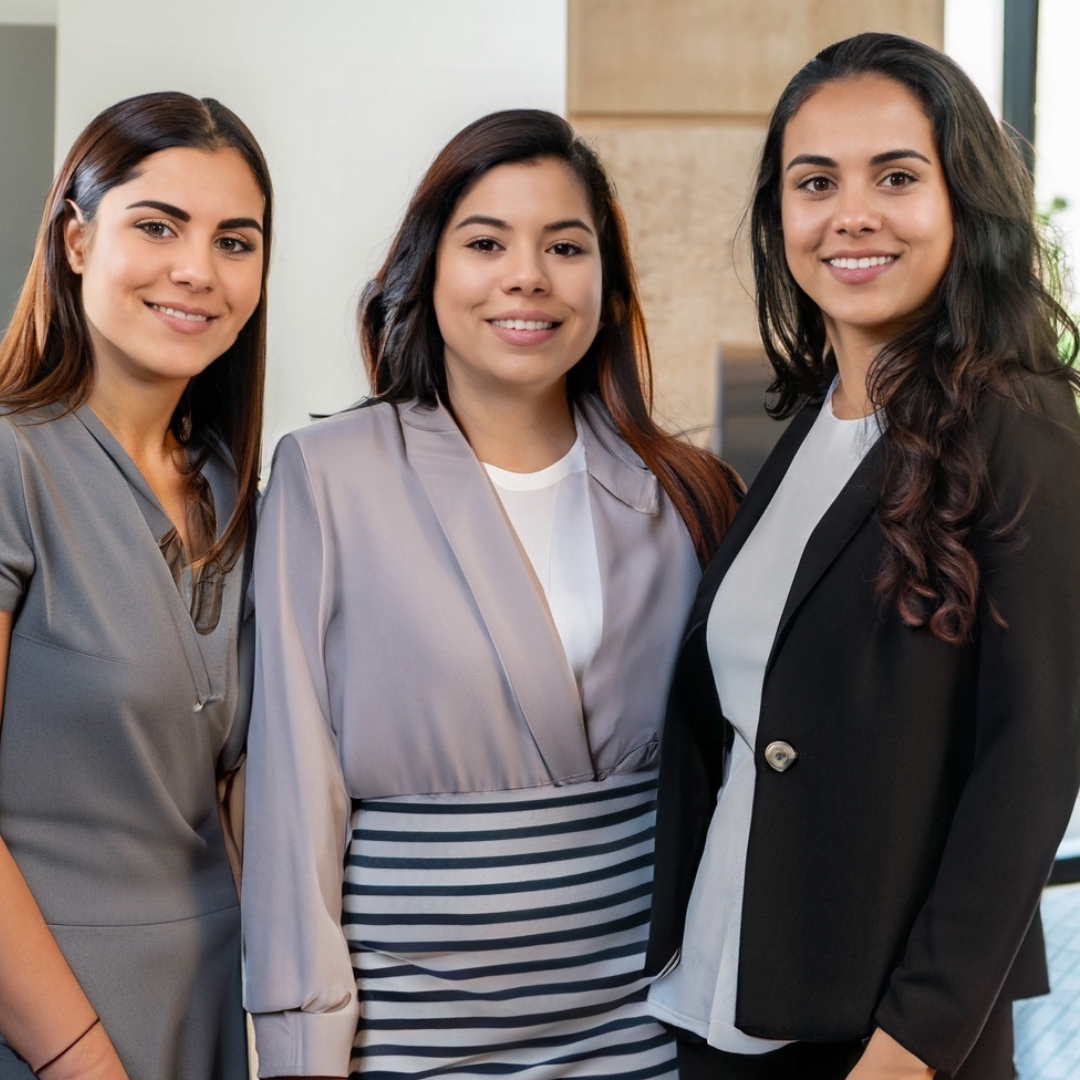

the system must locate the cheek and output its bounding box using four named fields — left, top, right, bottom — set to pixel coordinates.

left=586, top=274, right=603, bottom=326
left=231, top=266, right=265, bottom=321
left=432, top=252, right=470, bottom=327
